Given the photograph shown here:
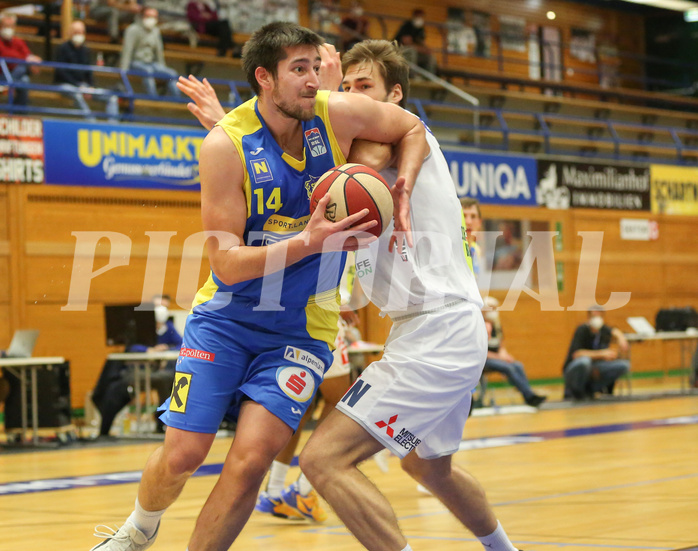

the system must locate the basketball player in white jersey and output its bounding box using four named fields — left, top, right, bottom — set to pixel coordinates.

left=299, top=41, right=524, bottom=551
left=177, top=41, right=521, bottom=551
